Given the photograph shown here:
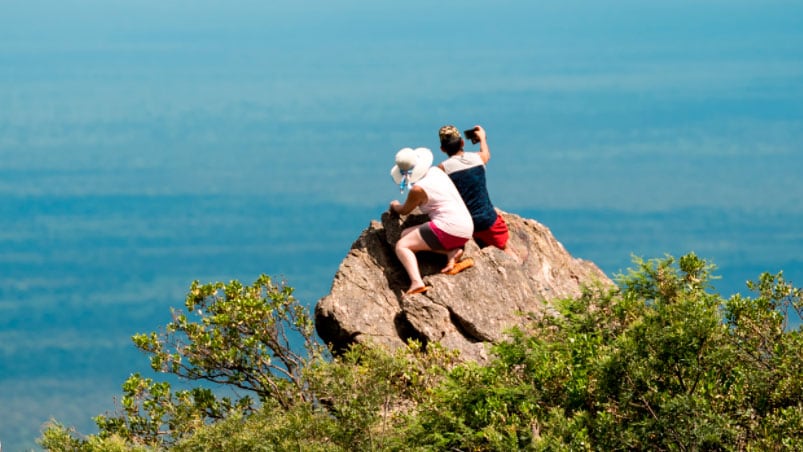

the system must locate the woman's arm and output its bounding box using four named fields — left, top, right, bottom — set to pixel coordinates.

left=390, top=185, right=427, bottom=215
